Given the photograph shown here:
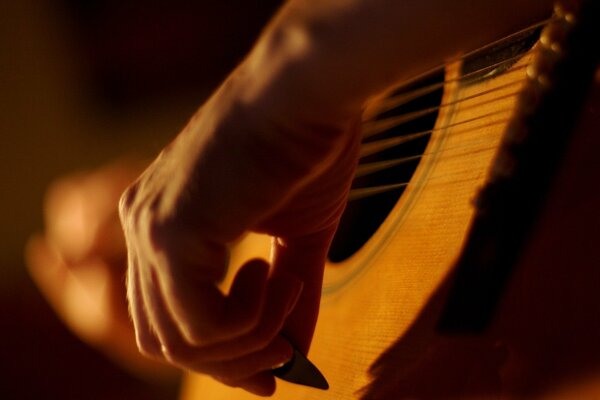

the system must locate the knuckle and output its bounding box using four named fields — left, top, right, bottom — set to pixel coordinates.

left=148, top=215, right=169, bottom=251
left=138, top=344, right=160, bottom=359
left=249, top=332, right=273, bottom=352
left=254, top=319, right=280, bottom=346
left=191, top=319, right=230, bottom=346
left=161, top=340, right=190, bottom=364
left=181, top=327, right=206, bottom=347
left=118, top=182, right=139, bottom=221
left=230, top=315, right=258, bottom=337
left=135, top=336, right=161, bottom=359
left=146, top=202, right=171, bottom=253
left=120, top=187, right=170, bottom=255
